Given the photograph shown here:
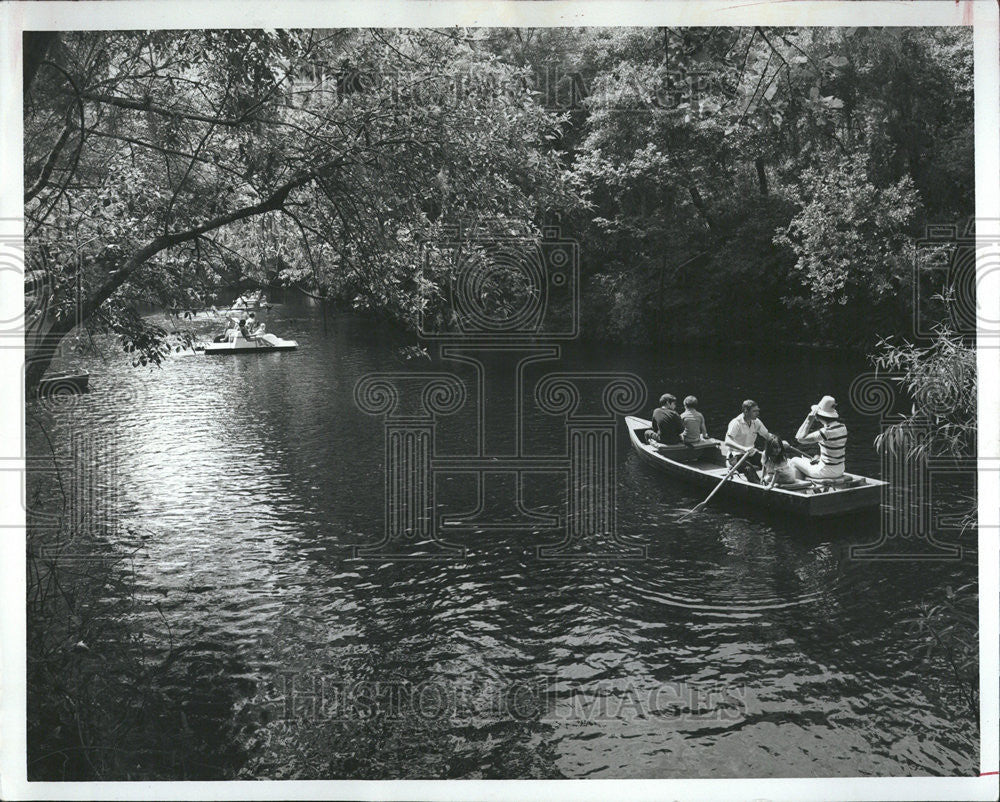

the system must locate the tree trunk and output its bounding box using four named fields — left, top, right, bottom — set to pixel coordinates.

left=657, top=252, right=667, bottom=342
left=755, top=157, right=768, bottom=196
left=26, top=316, right=75, bottom=397
left=23, top=32, right=59, bottom=96
left=687, top=185, right=718, bottom=232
